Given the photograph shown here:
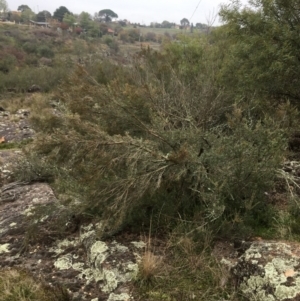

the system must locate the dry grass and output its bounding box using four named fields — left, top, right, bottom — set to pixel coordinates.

left=139, top=250, right=163, bottom=282
left=0, top=268, right=70, bottom=301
